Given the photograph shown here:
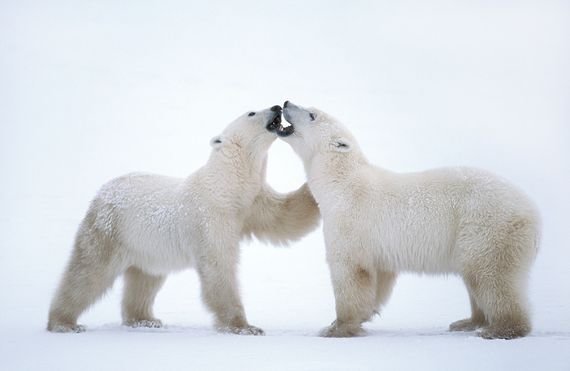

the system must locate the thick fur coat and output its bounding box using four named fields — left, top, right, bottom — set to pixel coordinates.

left=48, top=106, right=320, bottom=334
left=281, top=101, right=540, bottom=339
